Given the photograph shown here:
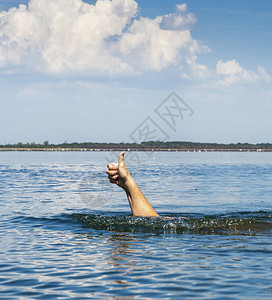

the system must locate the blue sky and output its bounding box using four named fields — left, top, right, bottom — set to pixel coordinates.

left=0, top=0, right=271, bottom=144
